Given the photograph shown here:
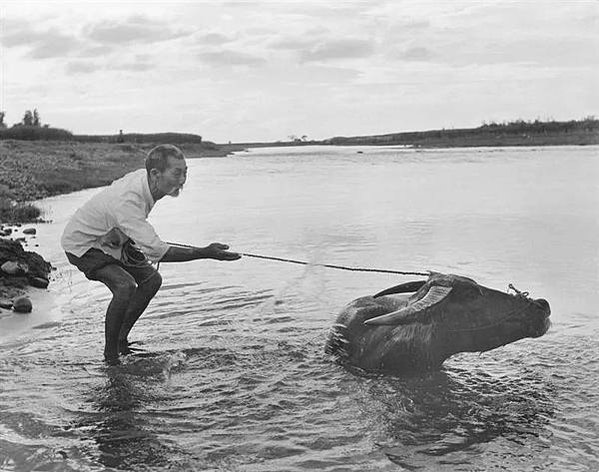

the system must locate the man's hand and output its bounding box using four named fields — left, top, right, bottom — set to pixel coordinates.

left=205, top=242, right=241, bottom=261
left=161, top=242, right=241, bottom=263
